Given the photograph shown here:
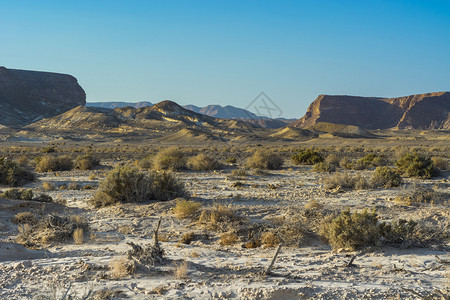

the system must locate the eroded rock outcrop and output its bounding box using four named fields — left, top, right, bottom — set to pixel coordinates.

left=0, top=67, right=86, bottom=127
left=292, top=92, right=449, bottom=130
